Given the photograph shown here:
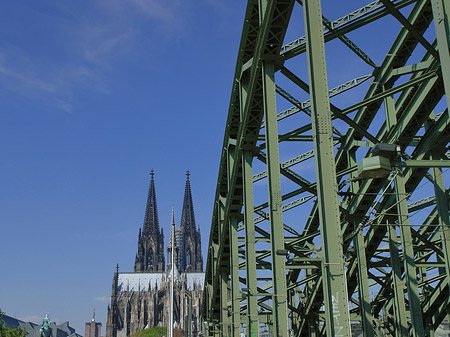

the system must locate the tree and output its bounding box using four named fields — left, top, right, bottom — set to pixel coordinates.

left=131, top=326, right=184, bottom=337
left=131, top=327, right=167, bottom=337
left=0, top=310, right=28, bottom=337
